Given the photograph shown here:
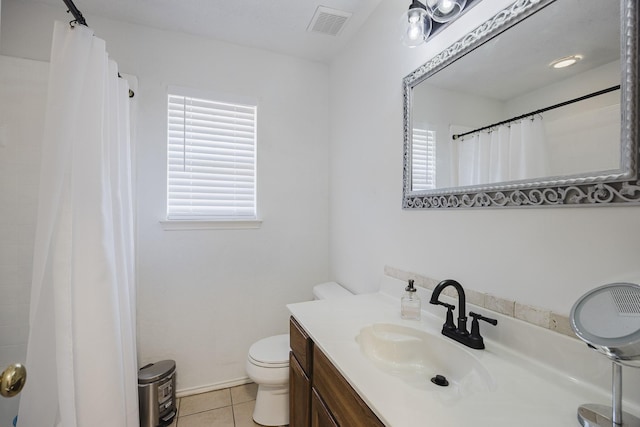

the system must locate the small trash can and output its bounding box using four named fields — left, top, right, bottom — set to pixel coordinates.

left=138, top=360, right=177, bottom=427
